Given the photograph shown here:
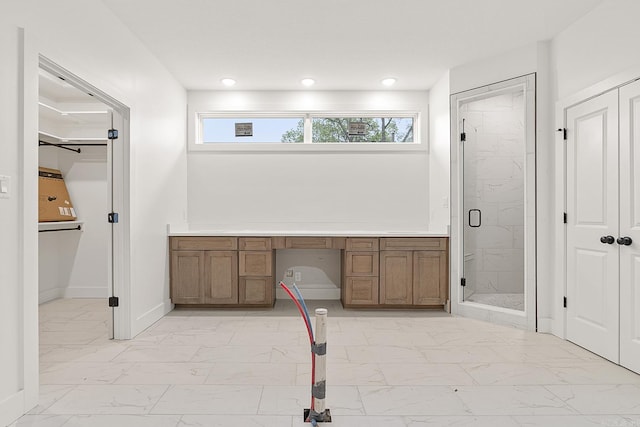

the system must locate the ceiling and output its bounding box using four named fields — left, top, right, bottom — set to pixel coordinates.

left=100, top=0, right=602, bottom=91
